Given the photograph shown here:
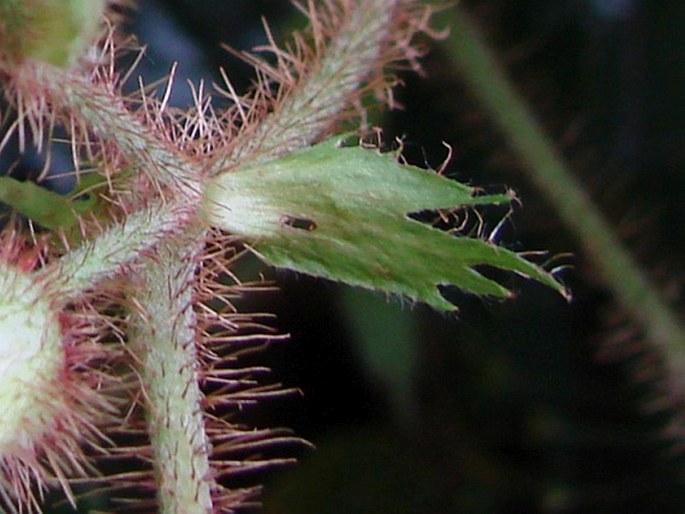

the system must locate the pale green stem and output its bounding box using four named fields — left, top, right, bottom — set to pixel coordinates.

left=129, top=234, right=213, bottom=514
left=212, top=0, right=400, bottom=172
left=37, top=200, right=195, bottom=302
left=20, top=2, right=408, bottom=512
left=37, top=61, right=215, bottom=508
left=13, top=59, right=213, bottom=512
left=12, top=62, right=206, bottom=302
left=138, top=2, right=404, bottom=511
left=31, top=64, right=203, bottom=191
left=445, top=9, right=685, bottom=381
